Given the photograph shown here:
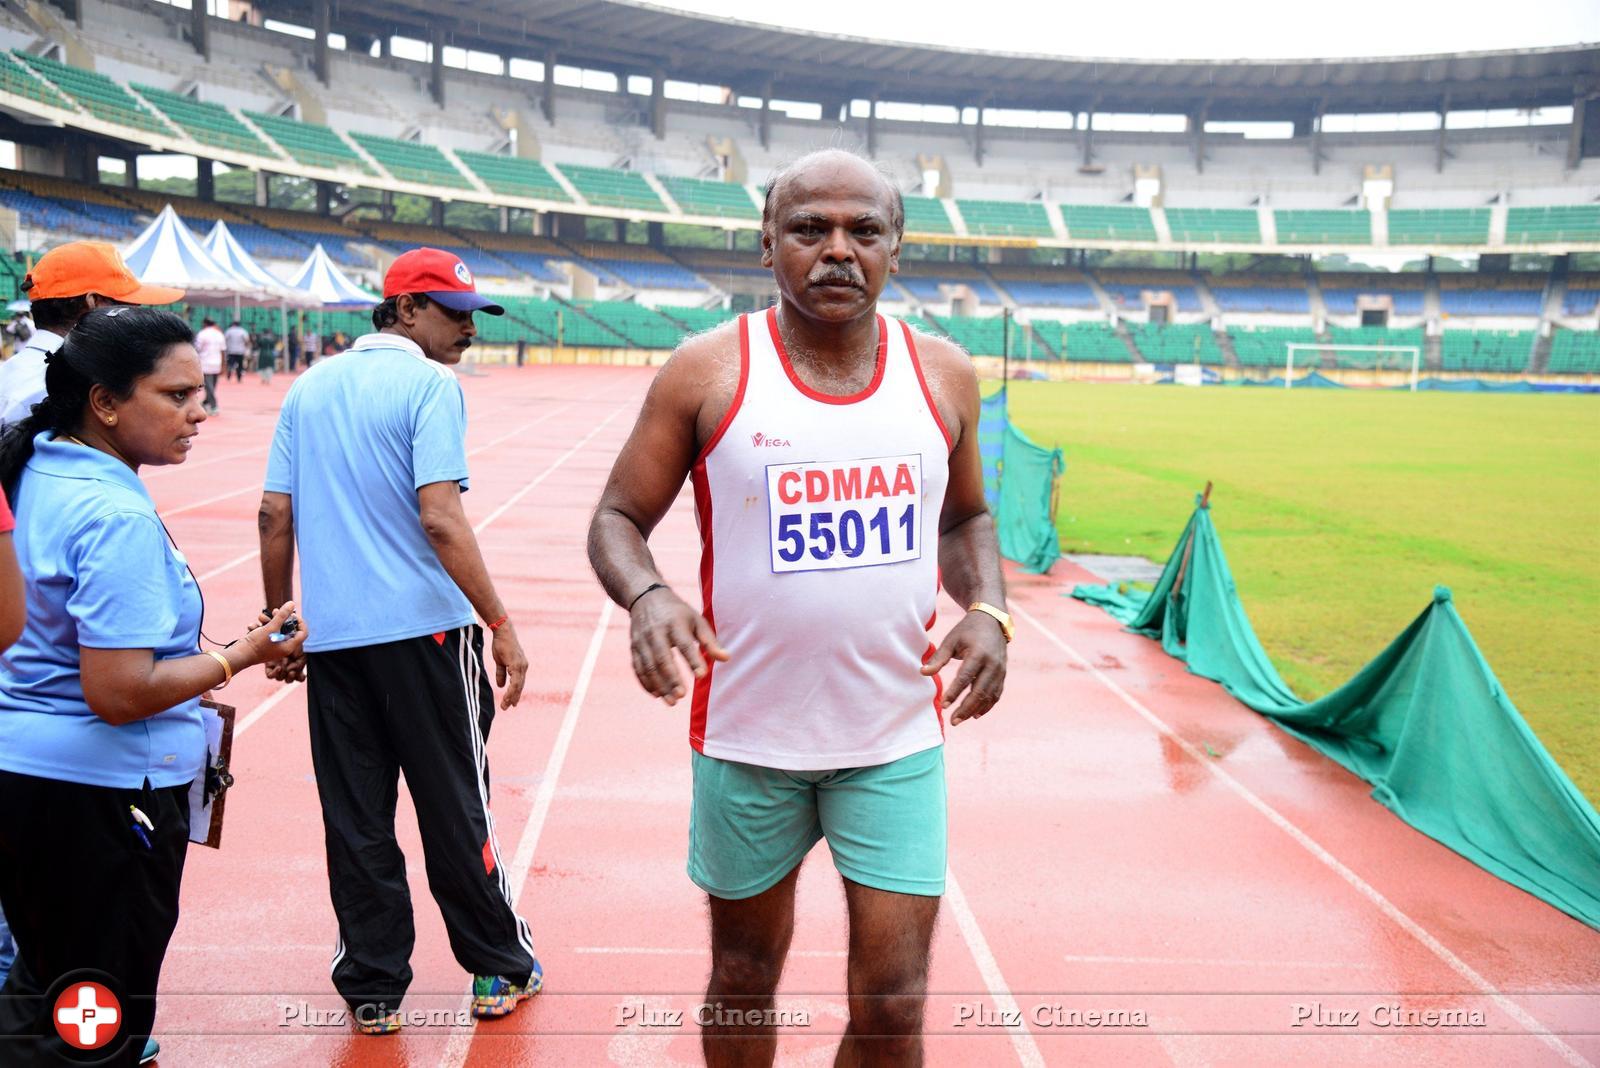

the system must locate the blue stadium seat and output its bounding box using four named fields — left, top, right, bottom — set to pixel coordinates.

left=1322, top=288, right=1425, bottom=316
left=588, top=257, right=705, bottom=290
left=1437, top=288, right=1543, bottom=316
left=1003, top=281, right=1099, bottom=308
left=898, top=276, right=1002, bottom=304
left=1212, top=286, right=1309, bottom=313
left=1100, top=283, right=1198, bottom=312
